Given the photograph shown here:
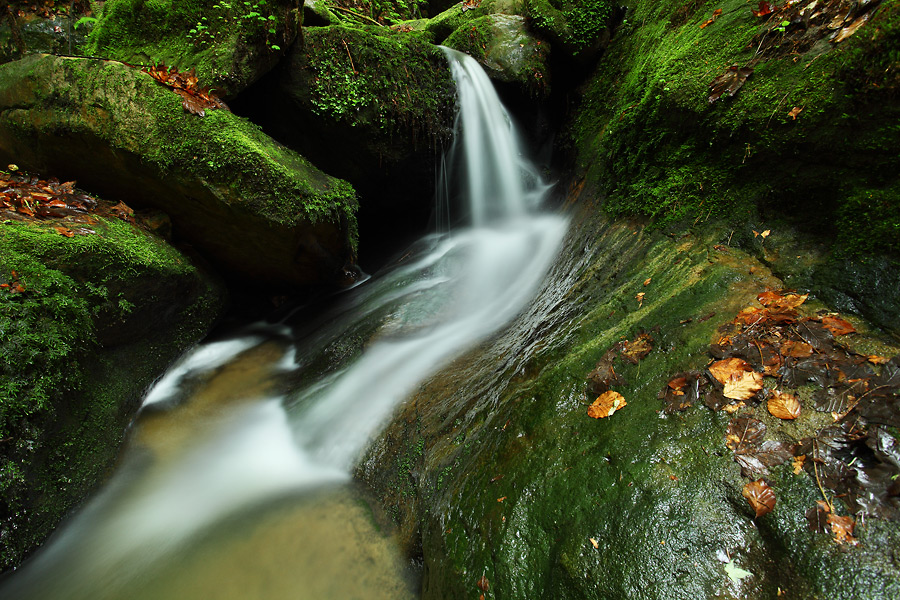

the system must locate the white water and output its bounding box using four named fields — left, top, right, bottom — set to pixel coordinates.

left=0, top=49, right=568, bottom=598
